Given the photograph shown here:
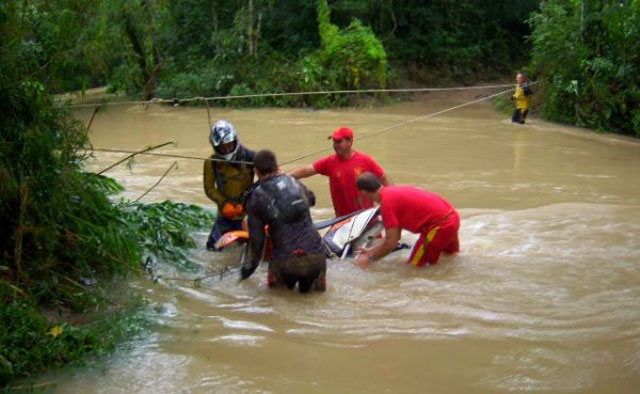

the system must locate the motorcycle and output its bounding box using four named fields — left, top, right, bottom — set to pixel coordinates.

left=213, top=207, right=384, bottom=262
